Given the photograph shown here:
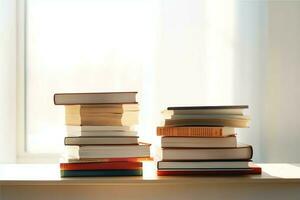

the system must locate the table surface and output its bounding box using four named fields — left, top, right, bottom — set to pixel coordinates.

left=0, top=163, right=300, bottom=185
